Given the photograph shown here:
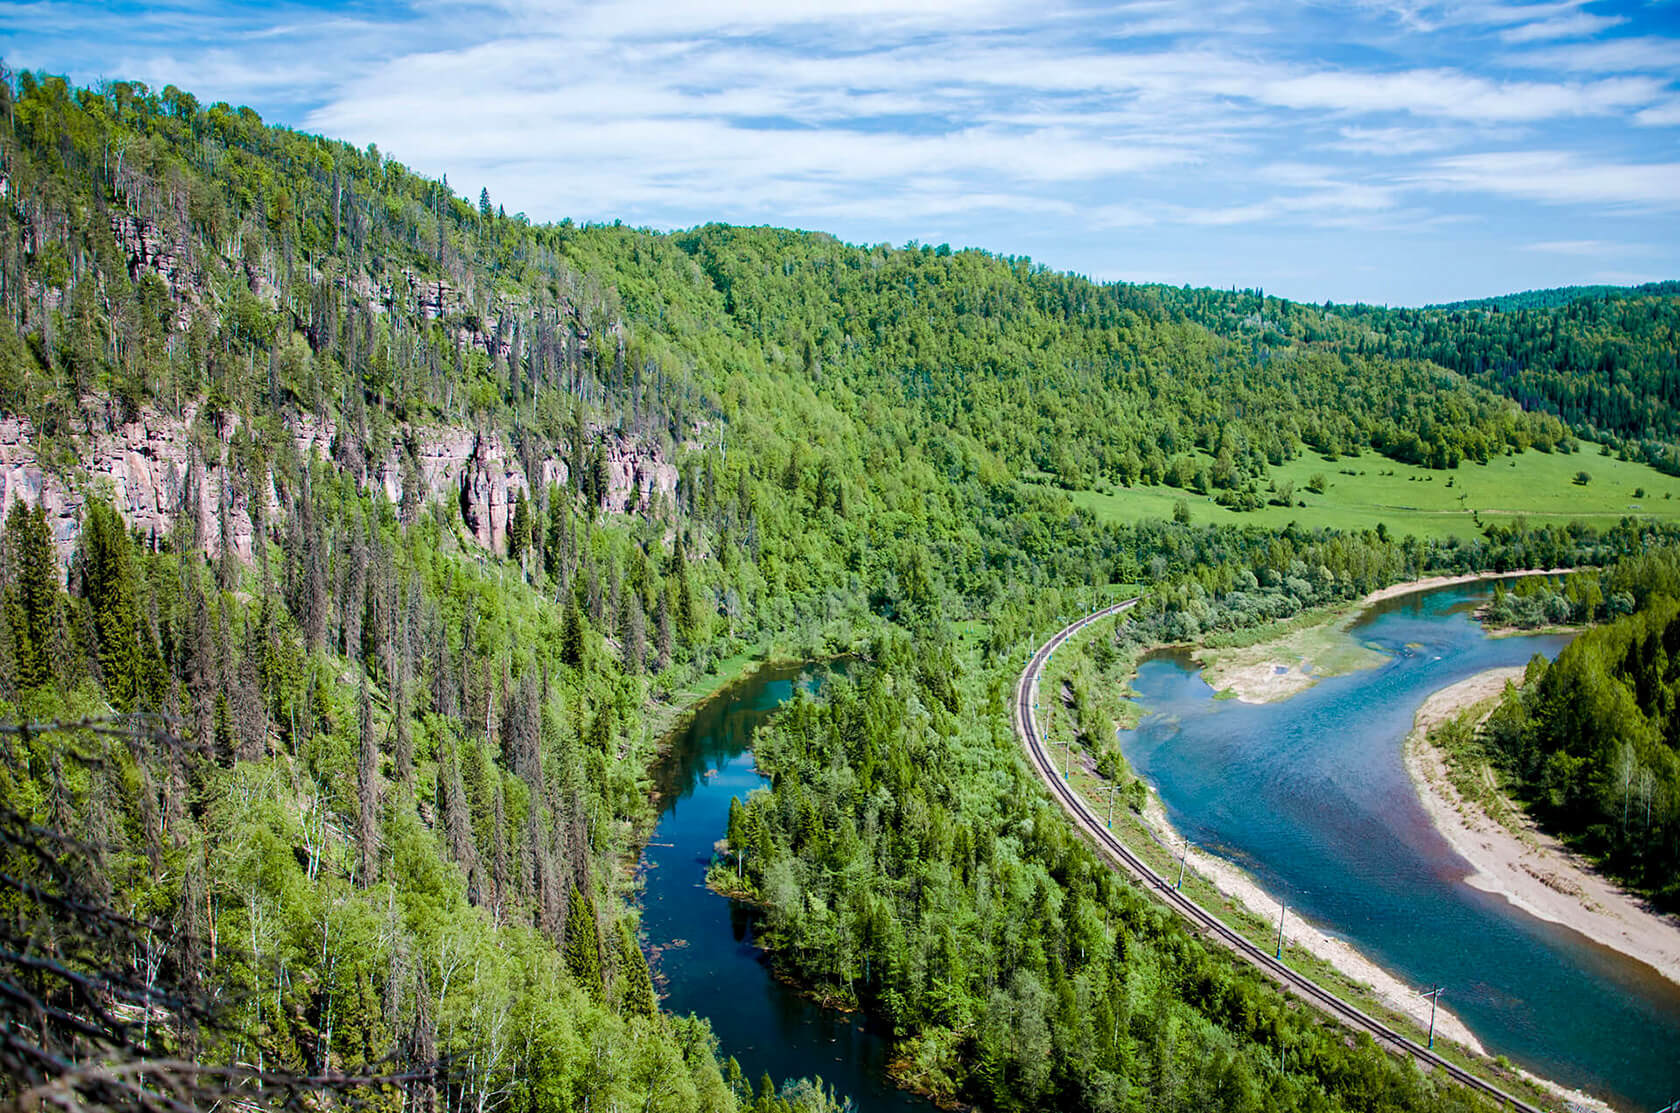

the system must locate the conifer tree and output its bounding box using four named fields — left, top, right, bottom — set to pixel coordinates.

left=563, top=884, right=603, bottom=1001
left=616, top=922, right=657, bottom=1020
left=508, top=489, right=531, bottom=566
left=560, top=596, right=585, bottom=668
left=6, top=502, right=59, bottom=692
left=356, top=674, right=379, bottom=887
left=78, top=498, right=140, bottom=709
